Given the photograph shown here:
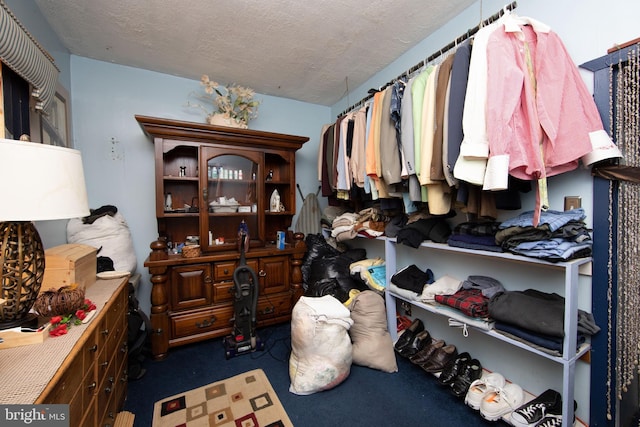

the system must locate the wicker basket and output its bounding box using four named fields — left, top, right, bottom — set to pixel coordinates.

left=33, top=285, right=86, bottom=317
left=182, top=244, right=201, bottom=258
